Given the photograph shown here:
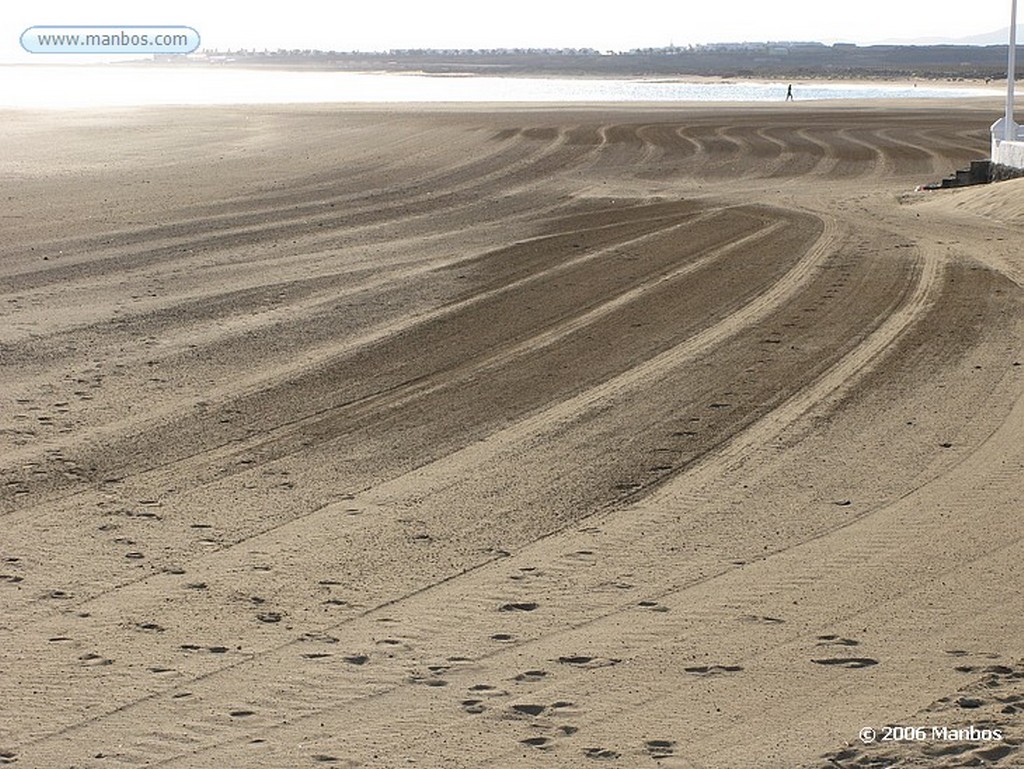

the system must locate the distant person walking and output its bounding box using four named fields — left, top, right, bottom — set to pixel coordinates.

left=785, top=84, right=794, bottom=101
